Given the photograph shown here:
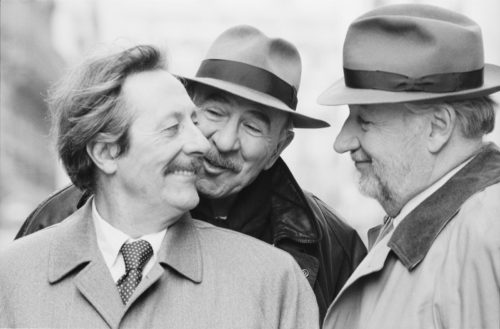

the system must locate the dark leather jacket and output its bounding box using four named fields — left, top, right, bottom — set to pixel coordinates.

left=16, top=157, right=366, bottom=321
